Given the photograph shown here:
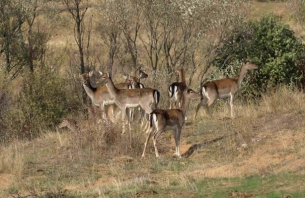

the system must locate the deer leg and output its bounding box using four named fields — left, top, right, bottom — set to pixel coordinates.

left=177, top=94, right=183, bottom=109
left=184, top=99, right=191, bottom=121
left=230, top=94, right=234, bottom=118
left=142, top=126, right=154, bottom=157
left=169, top=98, right=174, bottom=109
left=126, top=108, right=132, bottom=132
left=142, top=113, right=151, bottom=133
left=140, top=109, right=146, bottom=128
left=195, top=97, right=207, bottom=119
left=194, top=102, right=201, bottom=119
left=107, top=104, right=116, bottom=123
left=121, top=107, right=127, bottom=134
left=173, top=127, right=181, bottom=157
left=206, top=98, right=216, bottom=118
left=101, top=104, right=107, bottom=119
left=153, top=128, right=164, bottom=158
left=153, top=133, right=160, bottom=158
